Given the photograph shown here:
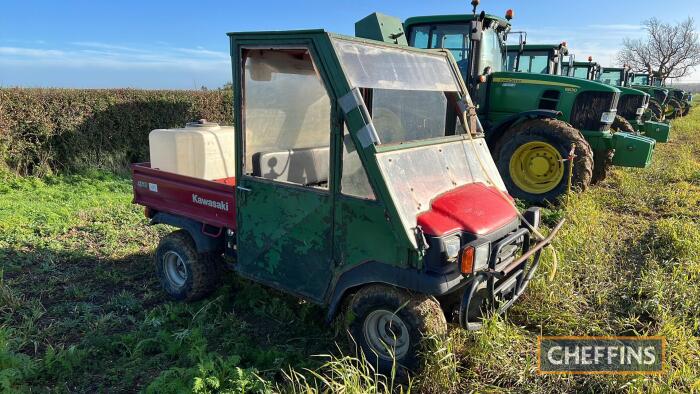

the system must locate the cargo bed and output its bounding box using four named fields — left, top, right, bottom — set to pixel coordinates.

left=131, top=163, right=236, bottom=231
